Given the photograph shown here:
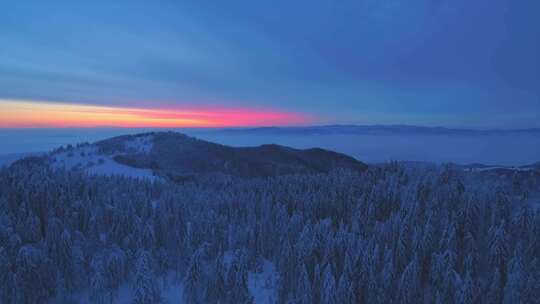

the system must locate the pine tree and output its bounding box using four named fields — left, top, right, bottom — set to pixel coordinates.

left=321, top=264, right=336, bottom=304
left=397, top=256, right=420, bottom=304
left=523, top=258, right=540, bottom=304
left=336, top=273, right=352, bottom=303
left=487, top=269, right=503, bottom=304
left=0, top=248, right=15, bottom=303
left=184, top=250, right=204, bottom=304
left=45, top=217, right=63, bottom=255
left=141, top=222, right=155, bottom=249
left=503, top=252, right=526, bottom=304
left=296, top=264, right=312, bottom=304
left=15, top=245, right=53, bottom=304
left=90, top=255, right=107, bottom=304
left=106, top=245, right=126, bottom=303
left=312, top=263, right=323, bottom=304
left=132, top=251, right=161, bottom=304
left=205, top=255, right=227, bottom=303
left=22, top=212, right=42, bottom=243
left=488, top=224, right=509, bottom=273
left=226, top=259, right=253, bottom=304
left=458, top=272, right=477, bottom=304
